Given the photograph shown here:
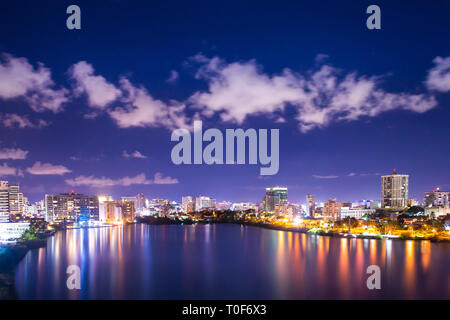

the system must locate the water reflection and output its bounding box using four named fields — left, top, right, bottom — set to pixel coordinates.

left=15, top=224, right=450, bottom=299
